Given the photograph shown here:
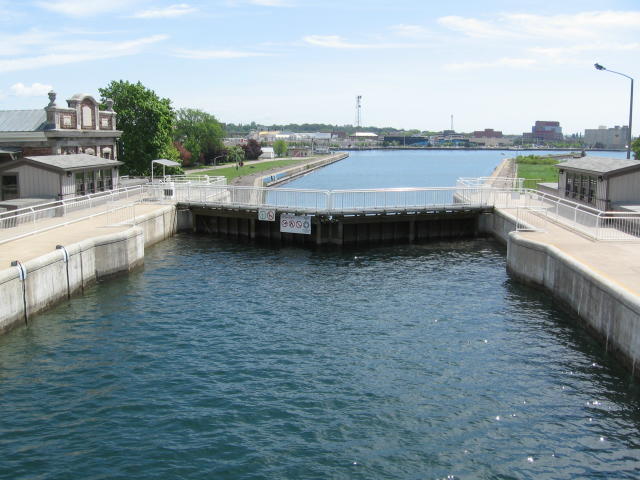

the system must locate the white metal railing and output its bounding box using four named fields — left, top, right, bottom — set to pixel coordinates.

left=457, top=176, right=525, bottom=190
left=0, top=203, right=137, bottom=246
left=512, top=189, right=640, bottom=241
left=142, top=184, right=489, bottom=213
left=158, top=175, right=227, bottom=185
left=0, top=185, right=143, bottom=230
